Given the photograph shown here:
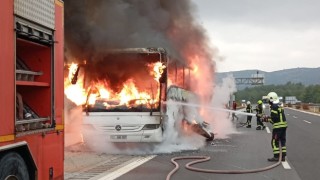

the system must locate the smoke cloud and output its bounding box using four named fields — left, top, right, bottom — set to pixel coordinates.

left=78, top=101, right=206, bottom=155
left=64, top=0, right=221, bottom=152
left=64, top=0, right=216, bottom=99
left=206, top=75, right=238, bottom=138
